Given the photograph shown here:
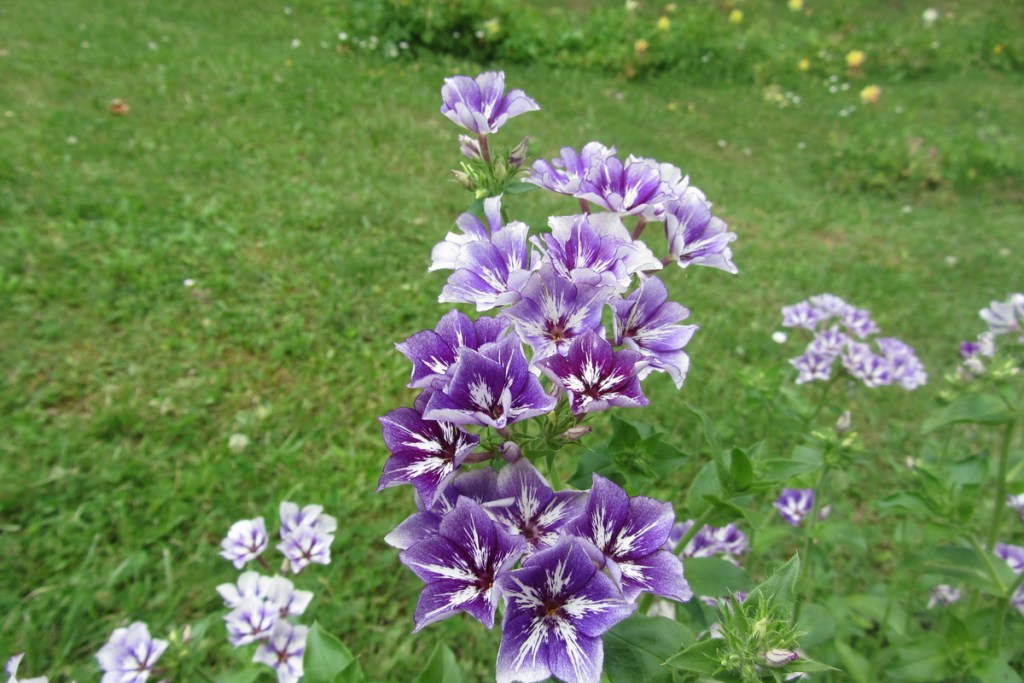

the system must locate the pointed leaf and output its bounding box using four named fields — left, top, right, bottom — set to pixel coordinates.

left=304, top=622, right=359, bottom=683
left=748, top=555, right=801, bottom=615
left=833, top=639, right=871, bottom=683
left=683, top=557, right=754, bottom=598
left=922, top=393, right=1014, bottom=433
left=686, top=461, right=722, bottom=517
left=664, top=637, right=725, bottom=674
left=413, top=642, right=463, bottom=683
left=604, top=614, right=694, bottom=683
